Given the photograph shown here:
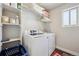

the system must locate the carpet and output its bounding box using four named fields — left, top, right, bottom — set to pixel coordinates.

left=51, top=49, right=73, bottom=56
